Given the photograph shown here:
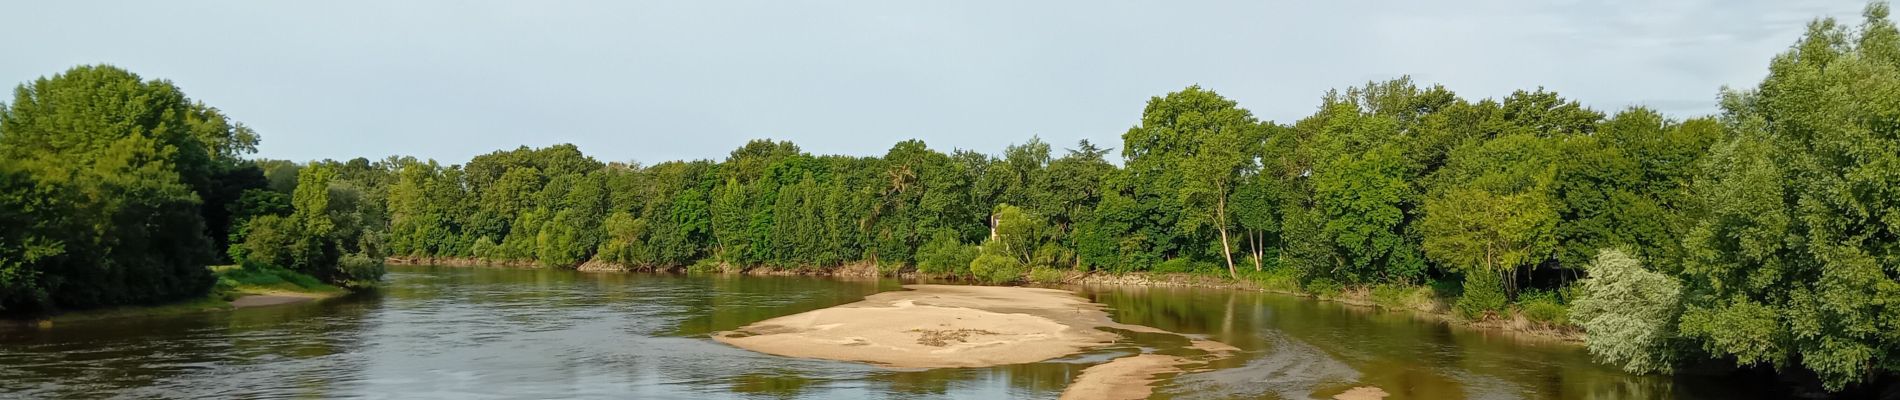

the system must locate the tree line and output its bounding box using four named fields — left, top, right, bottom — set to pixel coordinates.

left=2, top=3, right=1897, bottom=391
